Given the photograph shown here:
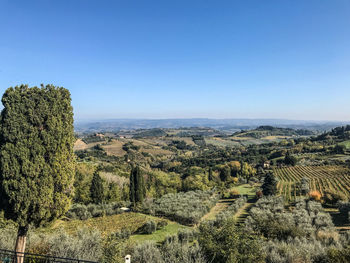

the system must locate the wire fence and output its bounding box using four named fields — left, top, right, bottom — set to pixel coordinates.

left=0, top=249, right=97, bottom=263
